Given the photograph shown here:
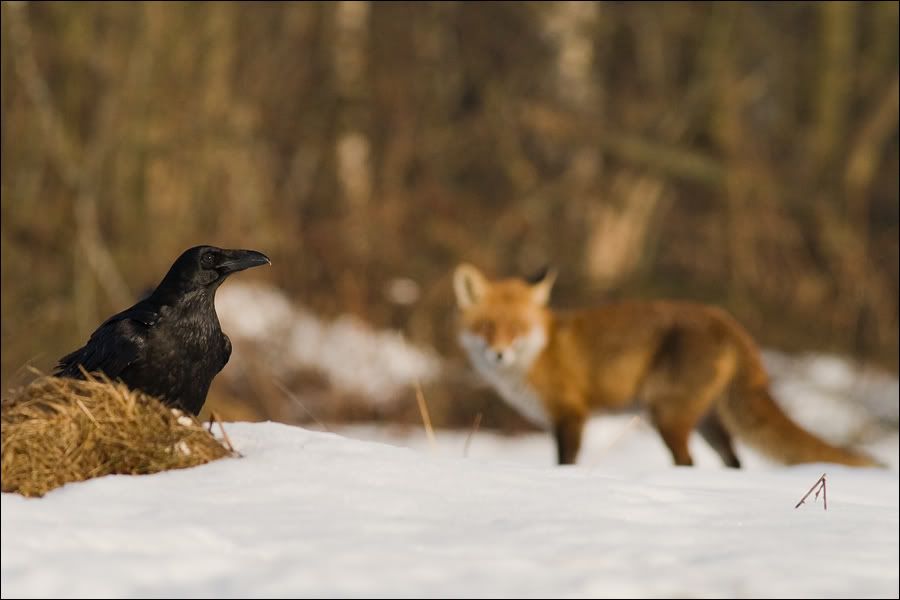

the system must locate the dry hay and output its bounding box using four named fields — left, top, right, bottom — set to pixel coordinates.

left=2, top=374, right=234, bottom=497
